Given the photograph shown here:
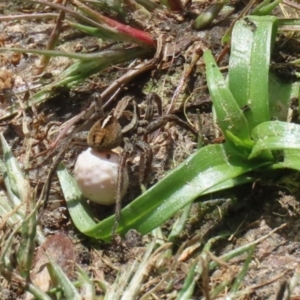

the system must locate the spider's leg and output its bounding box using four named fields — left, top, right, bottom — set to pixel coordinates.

left=92, top=92, right=105, bottom=118
left=114, top=96, right=133, bottom=119
left=146, top=114, right=198, bottom=136
left=112, top=137, right=131, bottom=235
left=136, top=140, right=153, bottom=189
left=121, top=100, right=139, bottom=134
left=144, top=92, right=162, bottom=121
